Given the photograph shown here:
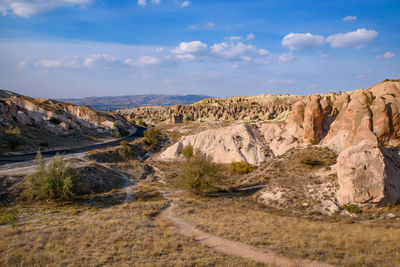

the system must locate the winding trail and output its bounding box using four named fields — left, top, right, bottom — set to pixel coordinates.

left=160, top=200, right=334, bottom=267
